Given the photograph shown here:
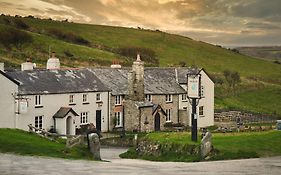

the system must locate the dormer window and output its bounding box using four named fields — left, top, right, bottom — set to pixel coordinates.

left=35, top=95, right=42, bottom=108
left=165, top=94, right=172, bottom=103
